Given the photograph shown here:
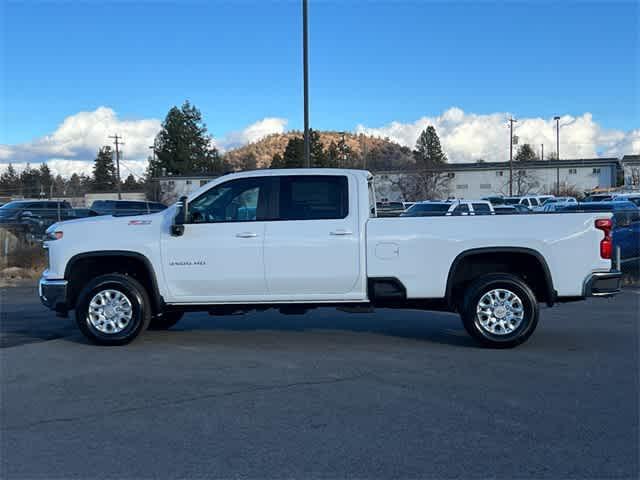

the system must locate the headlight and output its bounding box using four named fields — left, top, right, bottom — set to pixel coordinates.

left=45, top=230, right=64, bottom=241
